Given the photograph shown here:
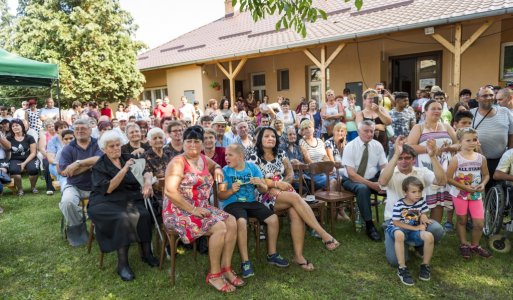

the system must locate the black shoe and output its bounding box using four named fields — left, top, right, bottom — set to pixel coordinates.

left=141, top=255, right=159, bottom=268
left=397, top=267, right=414, bottom=286
left=419, top=264, right=431, bottom=281
left=366, top=227, right=381, bottom=242
left=117, top=265, right=135, bottom=281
